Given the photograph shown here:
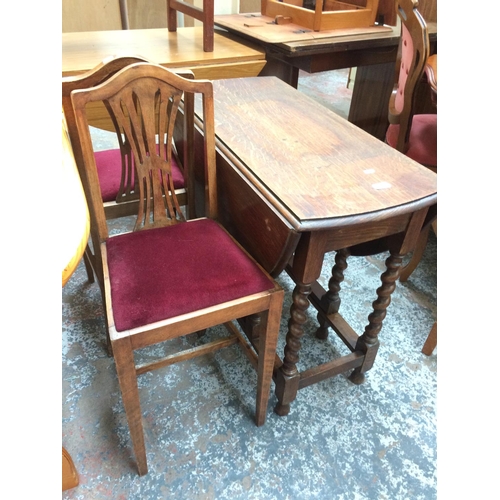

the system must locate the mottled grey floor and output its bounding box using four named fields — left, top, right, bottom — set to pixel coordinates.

left=62, top=69, right=437, bottom=499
